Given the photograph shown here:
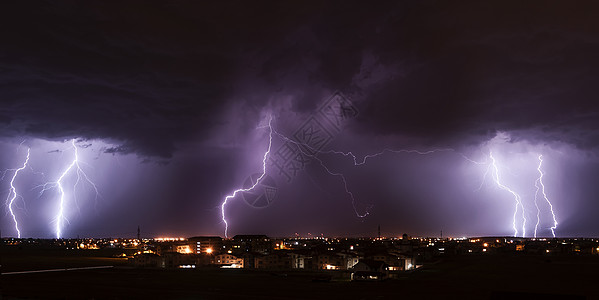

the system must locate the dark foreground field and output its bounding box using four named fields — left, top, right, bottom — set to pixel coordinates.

left=2, top=250, right=598, bottom=299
